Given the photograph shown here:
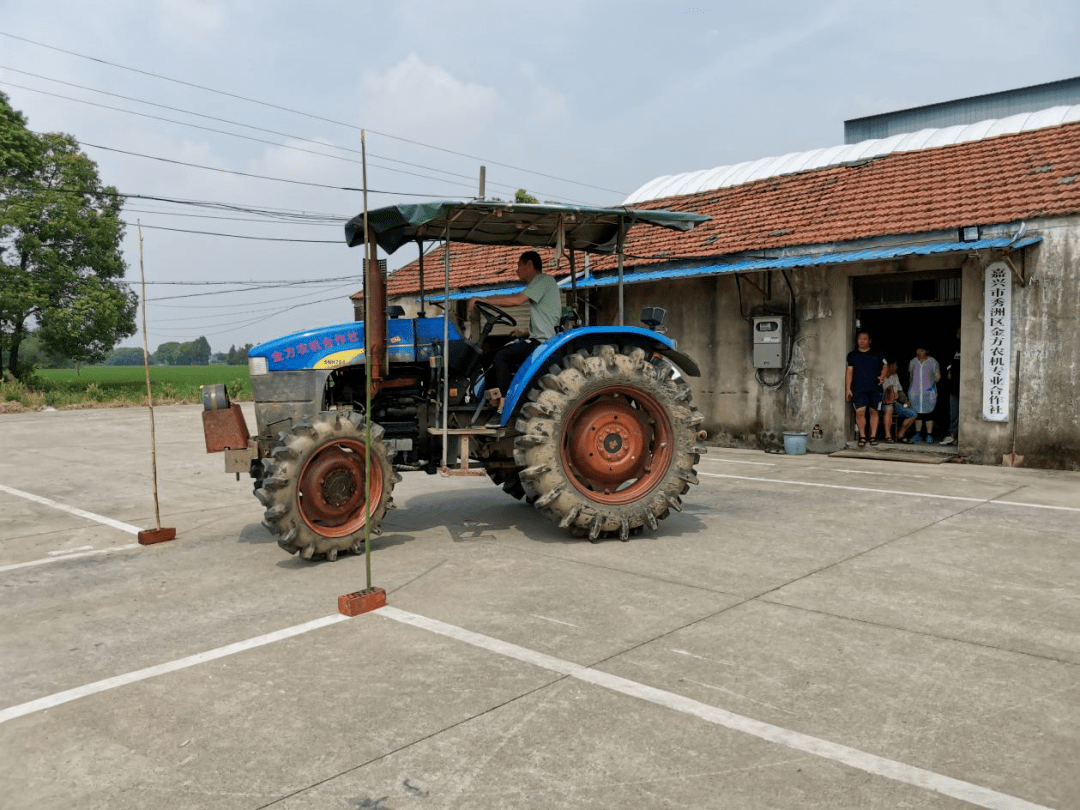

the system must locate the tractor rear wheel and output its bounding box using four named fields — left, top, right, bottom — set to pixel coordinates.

left=256, top=411, right=398, bottom=561
left=513, top=345, right=704, bottom=541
